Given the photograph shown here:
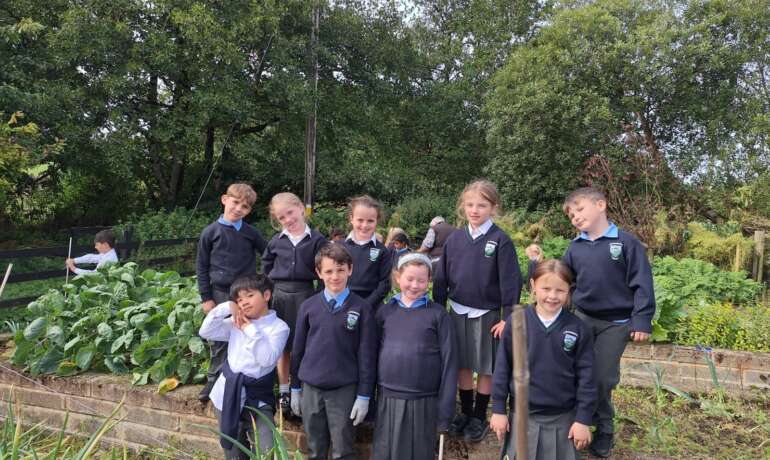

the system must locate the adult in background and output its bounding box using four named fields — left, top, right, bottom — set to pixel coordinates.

left=418, top=216, right=455, bottom=269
